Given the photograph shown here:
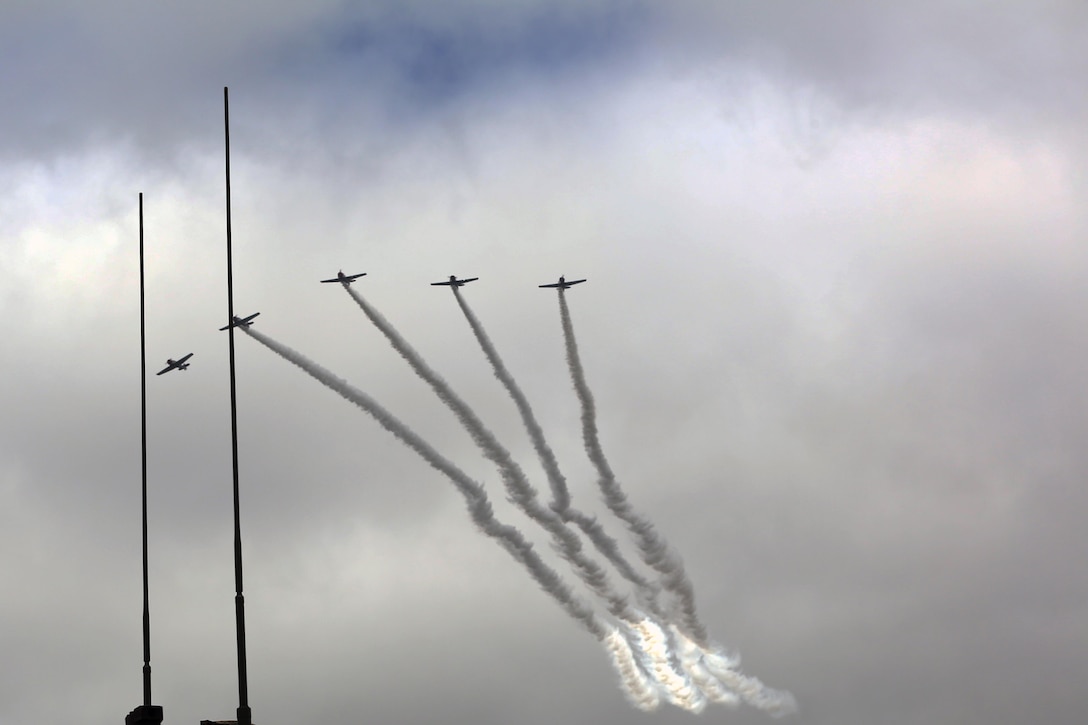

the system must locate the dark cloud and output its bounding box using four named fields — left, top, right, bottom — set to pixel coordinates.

left=0, top=1, right=655, bottom=164
left=6, top=0, right=1084, bottom=165
left=301, top=1, right=652, bottom=103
